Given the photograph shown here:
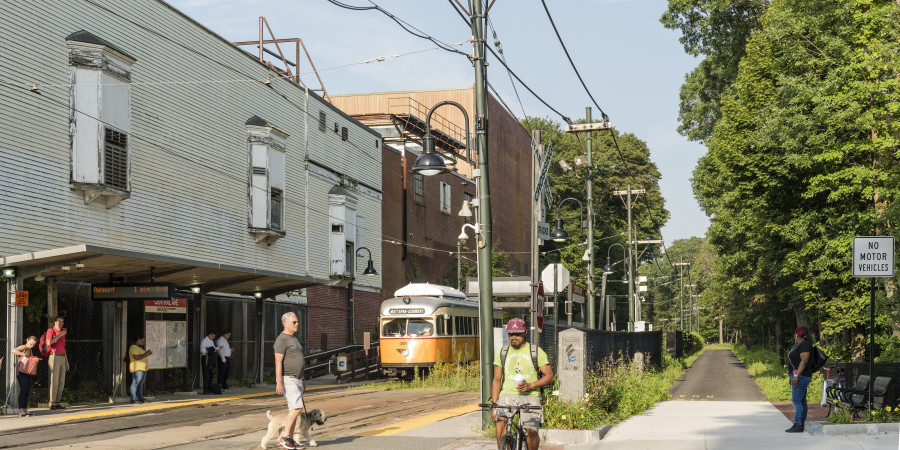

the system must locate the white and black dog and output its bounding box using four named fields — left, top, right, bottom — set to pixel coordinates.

left=260, top=408, right=327, bottom=448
